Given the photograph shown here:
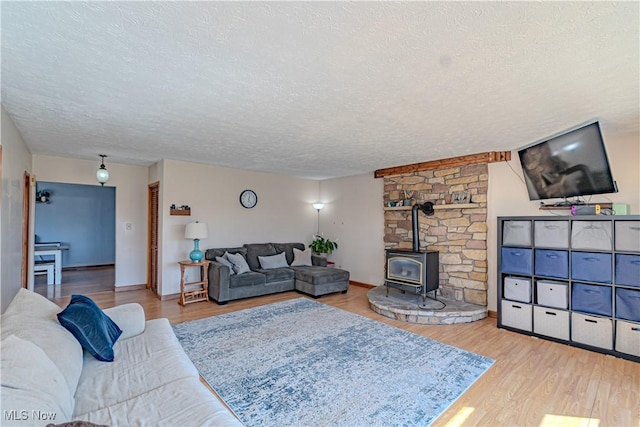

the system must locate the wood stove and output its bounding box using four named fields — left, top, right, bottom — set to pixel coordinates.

left=385, top=202, right=439, bottom=306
